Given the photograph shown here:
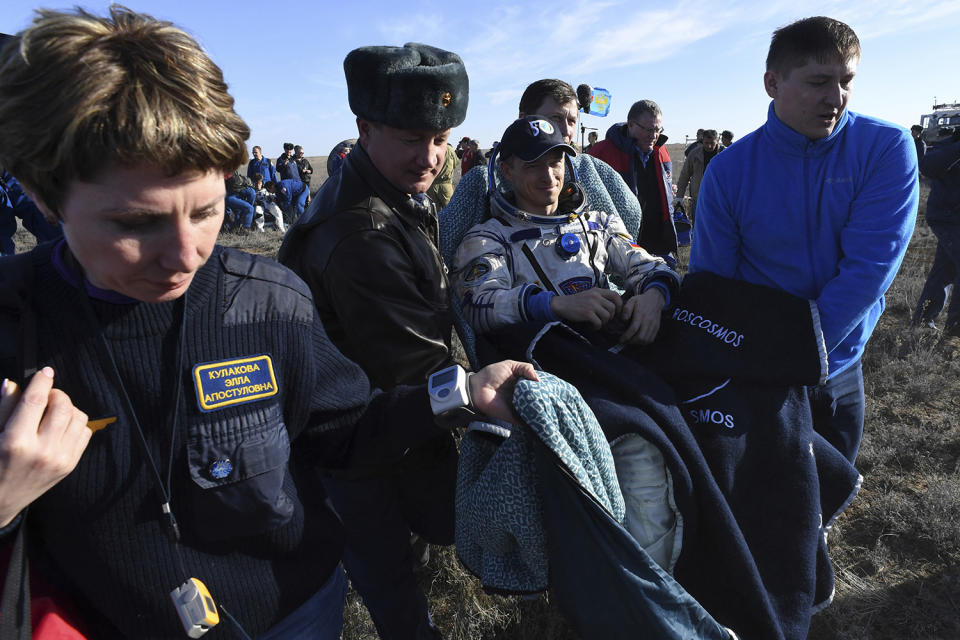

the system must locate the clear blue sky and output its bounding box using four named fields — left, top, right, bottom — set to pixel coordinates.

left=4, top=1, right=958, bottom=160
